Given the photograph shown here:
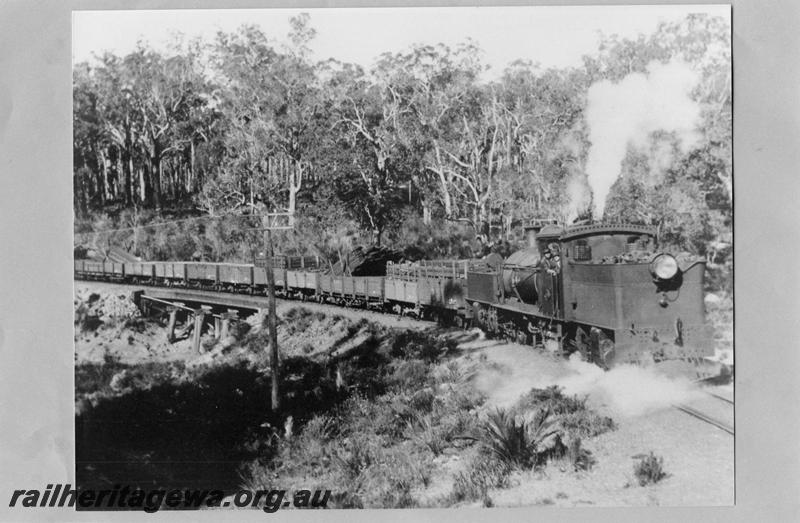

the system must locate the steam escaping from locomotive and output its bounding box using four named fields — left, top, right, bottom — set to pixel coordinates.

left=566, top=176, right=592, bottom=223
left=558, top=355, right=702, bottom=417
left=584, top=60, right=702, bottom=217
left=475, top=345, right=702, bottom=418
